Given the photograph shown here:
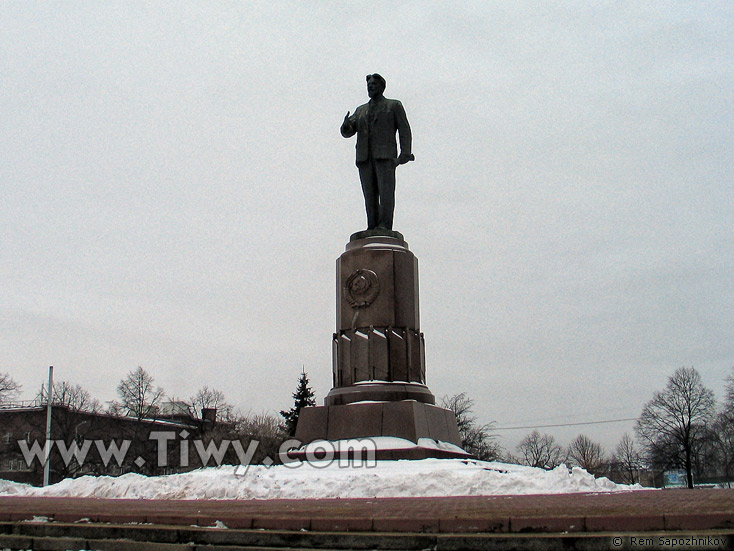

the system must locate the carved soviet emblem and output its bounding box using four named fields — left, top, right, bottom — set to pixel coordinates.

left=344, top=269, right=379, bottom=308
